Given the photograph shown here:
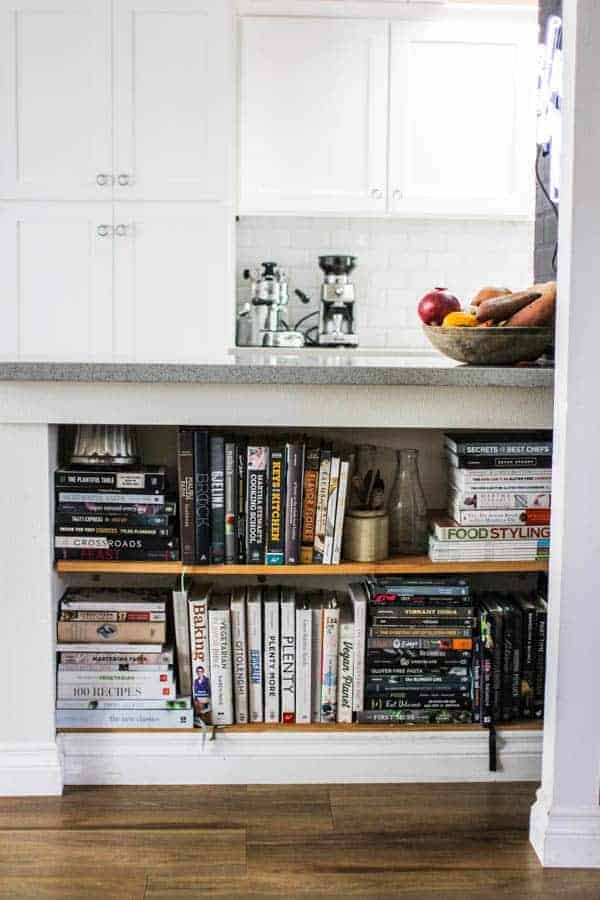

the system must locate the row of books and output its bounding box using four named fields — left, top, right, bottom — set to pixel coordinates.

left=177, top=430, right=352, bottom=566
left=429, top=431, right=552, bottom=563
left=55, top=588, right=193, bottom=729
left=54, top=466, right=179, bottom=562
left=360, top=577, right=474, bottom=725
left=474, top=591, right=548, bottom=724
left=174, top=583, right=369, bottom=725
